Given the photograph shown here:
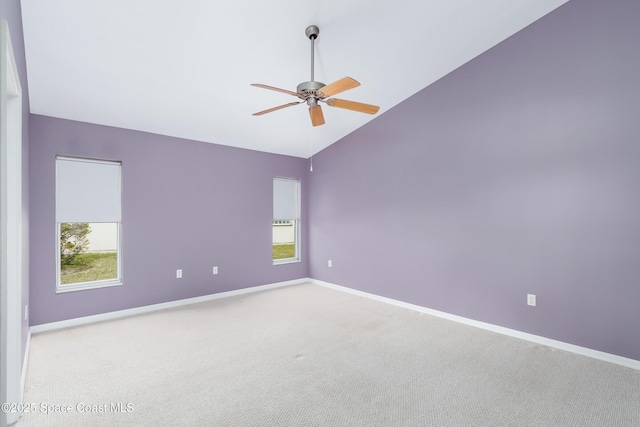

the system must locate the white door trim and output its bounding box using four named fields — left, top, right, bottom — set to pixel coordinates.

left=1, top=20, right=24, bottom=427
